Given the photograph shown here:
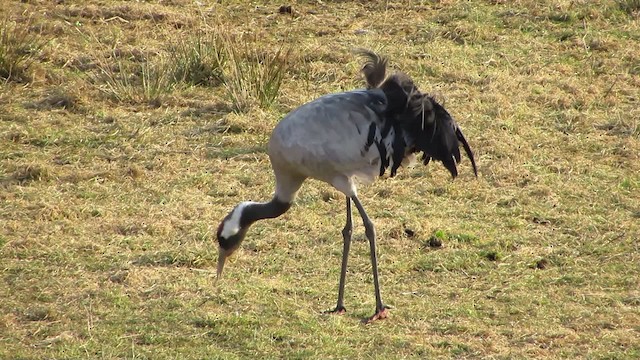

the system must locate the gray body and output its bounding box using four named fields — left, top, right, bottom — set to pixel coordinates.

left=269, top=89, right=391, bottom=202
